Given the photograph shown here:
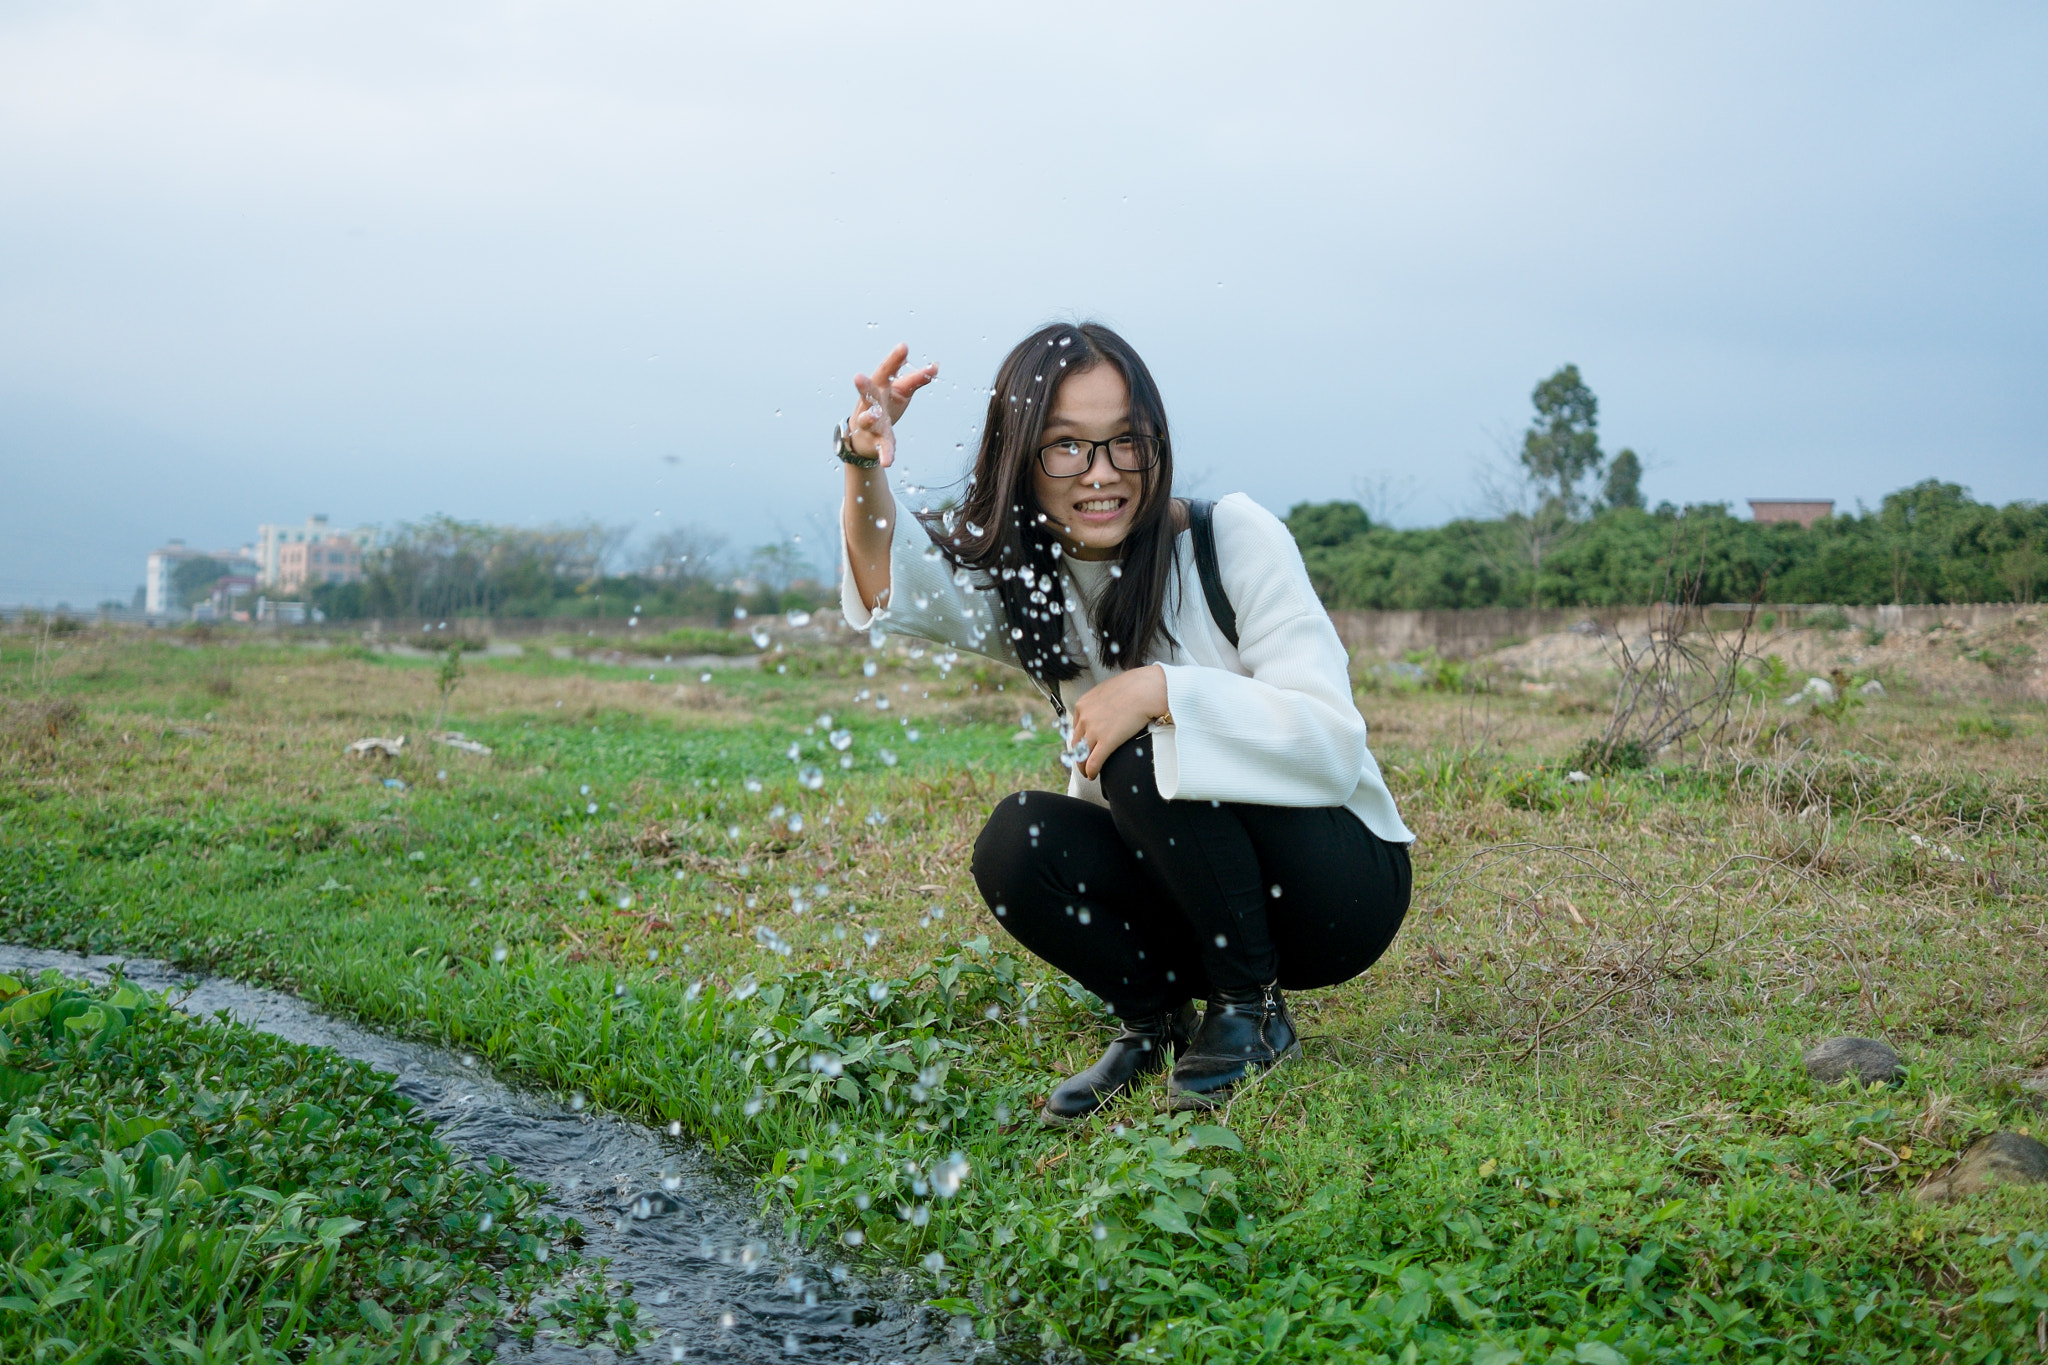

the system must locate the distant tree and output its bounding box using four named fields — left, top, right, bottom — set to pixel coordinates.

left=1998, top=541, right=2043, bottom=605
left=1602, top=448, right=1645, bottom=511
left=1521, top=364, right=1606, bottom=515
left=1284, top=501, right=1372, bottom=548
left=634, top=525, right=728, bottom=583
left=170, top=557, right=232, bottom=608
left=743, top=541, right=816, bottom=595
